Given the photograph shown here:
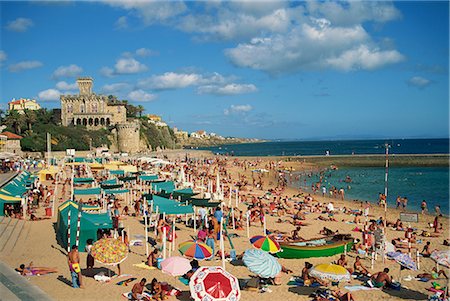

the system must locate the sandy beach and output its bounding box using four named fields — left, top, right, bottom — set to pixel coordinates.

left=1, top=150, right=448, bottom=301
